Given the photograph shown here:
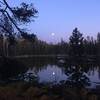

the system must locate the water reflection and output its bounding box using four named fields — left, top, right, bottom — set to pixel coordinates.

left=0, top=57, right=100, bottom=88
left=27, top=65, right=67, bottom=83
left=22, top=57, right=100, bottom=88
left=0, top=57, right=28, bottom=81
left=64, top=64, right=90, bottom=88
